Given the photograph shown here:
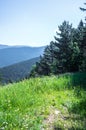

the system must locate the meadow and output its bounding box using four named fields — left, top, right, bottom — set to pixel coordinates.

left=0, top=72, right=86, bottom=130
